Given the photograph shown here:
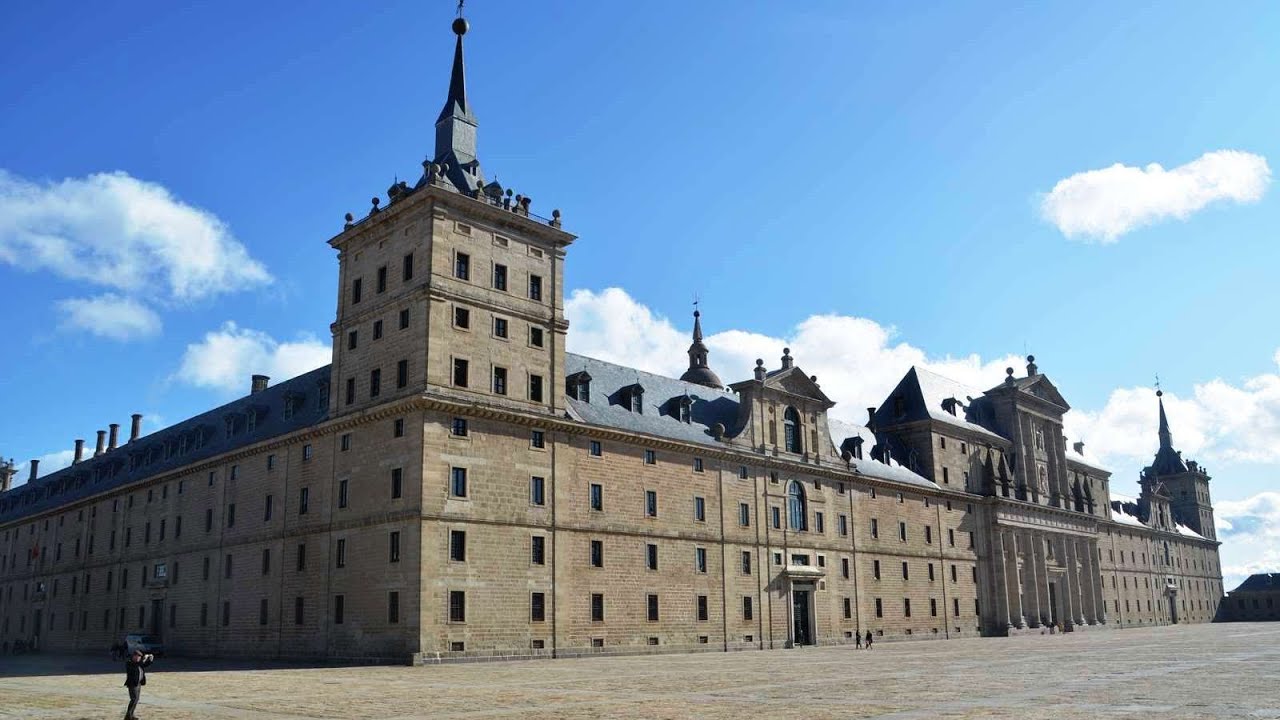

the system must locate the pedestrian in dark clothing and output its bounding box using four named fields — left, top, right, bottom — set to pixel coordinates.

left=864, top=630, right=873, bottom=649
left=855, top=632, right=862, bottom=649
left=123, top=649, right=154, bottom=720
